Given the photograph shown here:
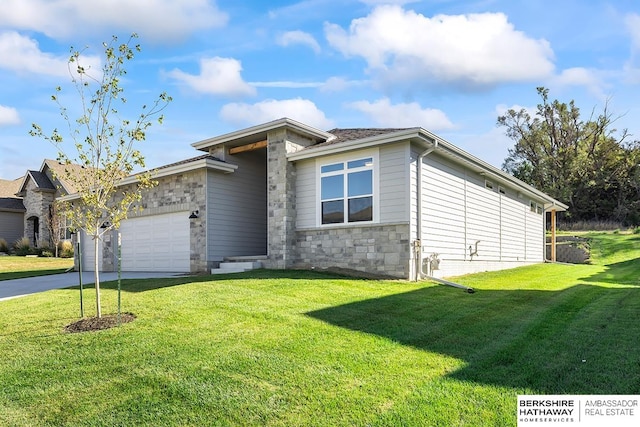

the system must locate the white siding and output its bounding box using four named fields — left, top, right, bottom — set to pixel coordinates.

left=379, top=143, right=409, bottom=223
left=295, top=158, right=316, bottom=229
left=412, top=146, right=549, bottom=276
left=501, top=195, right=526, bottom=261
left=207, top=150, right=267, bottom=259
left=422, top=156, right=467, bottom=259
left=526, top=209, right=545, bottom=260
left=295, top=144, right=410, bottom=229
left=465, top=175, right=501, bottom=261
